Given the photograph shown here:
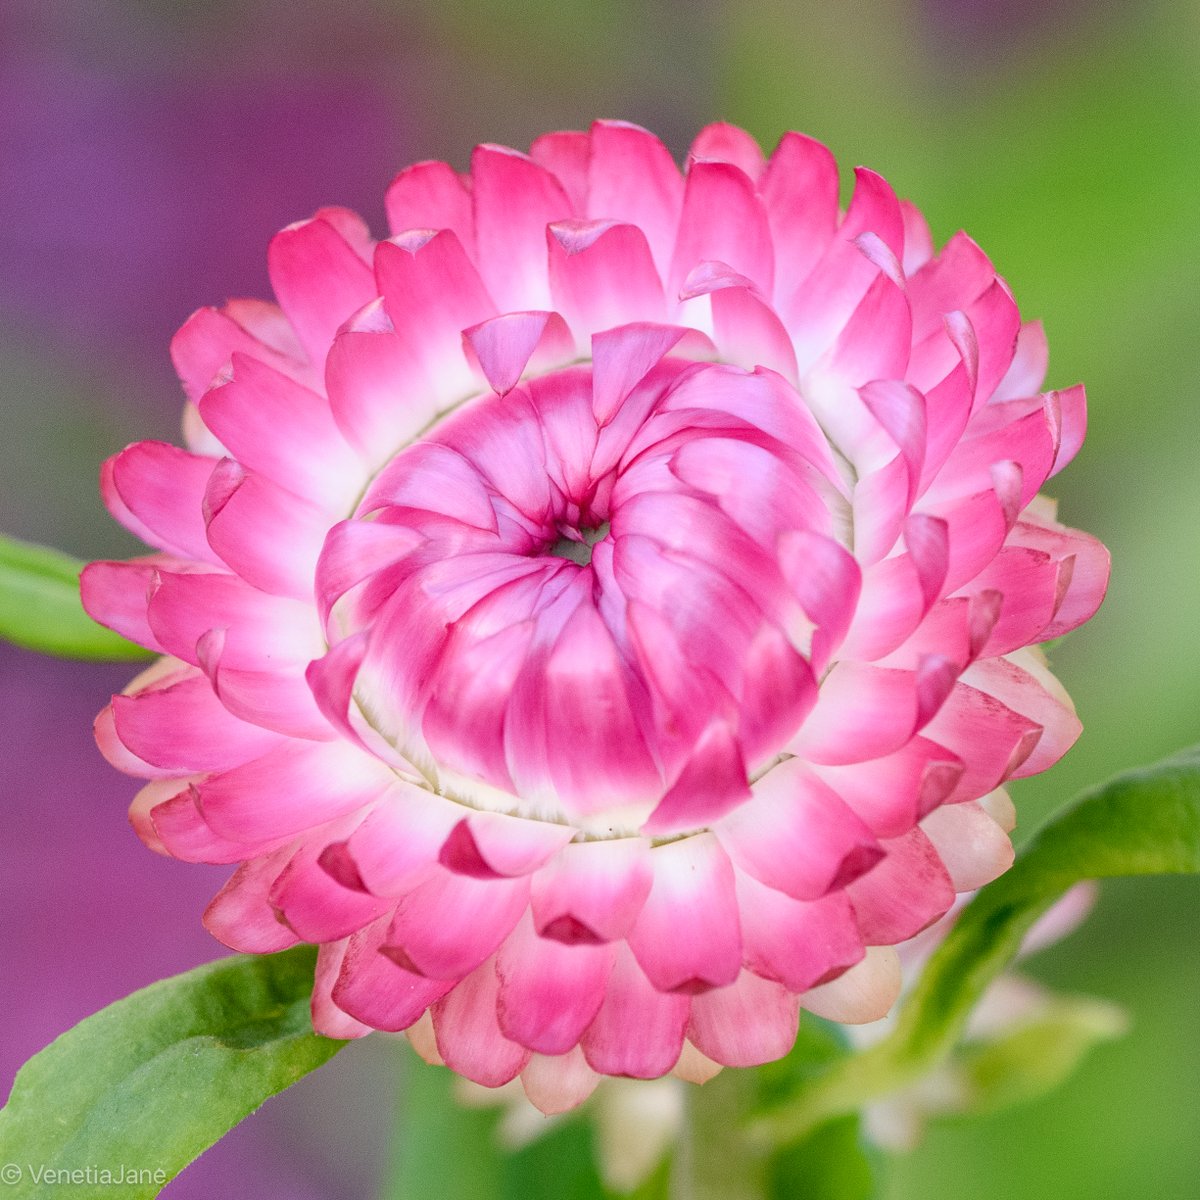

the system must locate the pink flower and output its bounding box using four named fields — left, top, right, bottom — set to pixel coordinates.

left=84, top=121, right=1109, bottom=1112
